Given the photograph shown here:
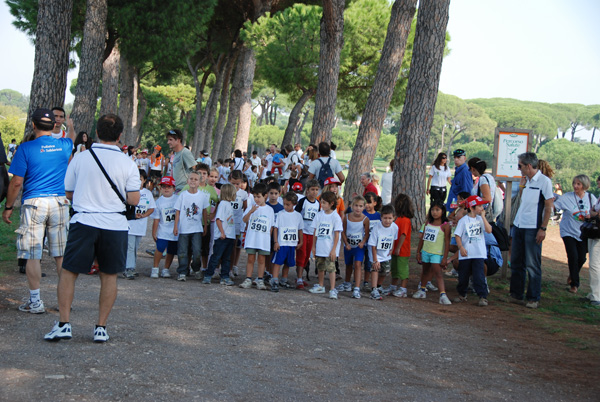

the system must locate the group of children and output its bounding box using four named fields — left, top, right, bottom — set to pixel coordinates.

left=125, top=163, right=495, bottom=306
